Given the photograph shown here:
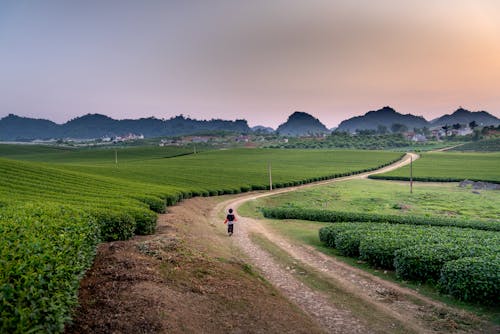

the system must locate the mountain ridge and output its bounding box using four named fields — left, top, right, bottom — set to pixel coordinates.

left=276, top=111, right=329, bottom=136
left=1, top=107, right=498, bottom=140
left=0, top=113, right=251, bottom=141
